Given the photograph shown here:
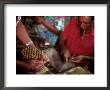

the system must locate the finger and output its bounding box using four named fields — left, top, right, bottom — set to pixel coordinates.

left=69, top=59, right=81, bottom=63
left=42, top=54, right=49, bottom=62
